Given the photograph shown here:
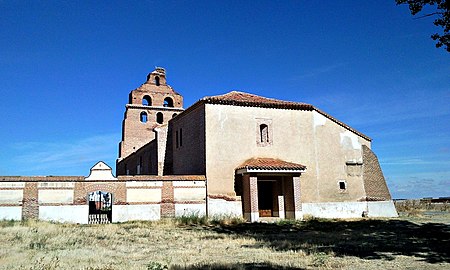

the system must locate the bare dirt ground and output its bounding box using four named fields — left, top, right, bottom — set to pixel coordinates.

left=0, top=212, right=449, bottom=270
